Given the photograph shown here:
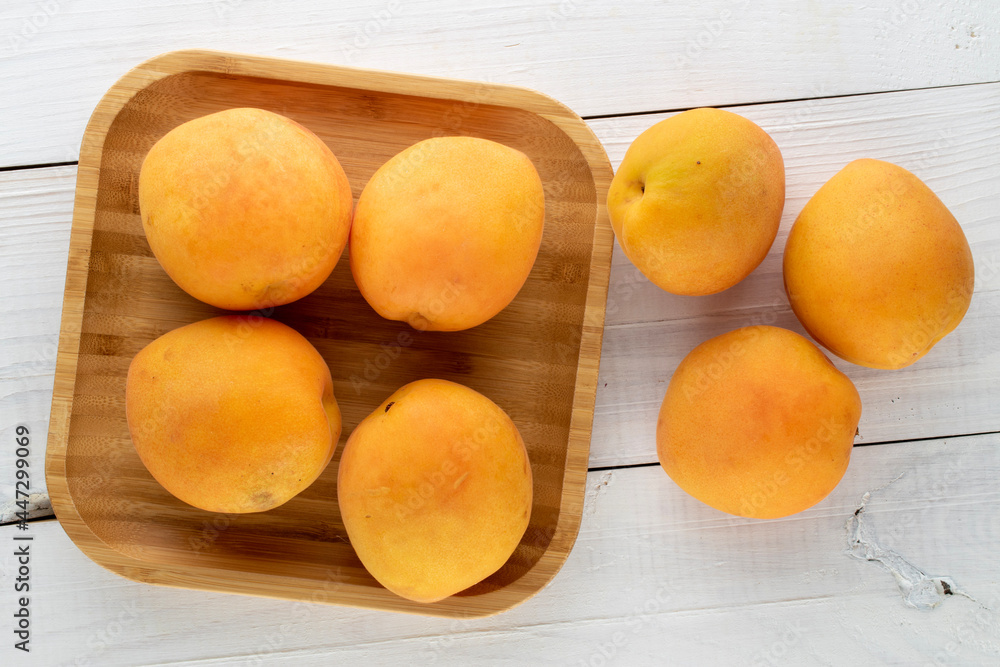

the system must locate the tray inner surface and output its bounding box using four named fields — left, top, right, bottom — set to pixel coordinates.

left=67, top=69, right=600, bottom=598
